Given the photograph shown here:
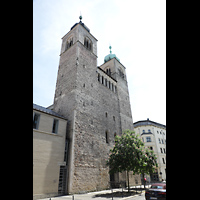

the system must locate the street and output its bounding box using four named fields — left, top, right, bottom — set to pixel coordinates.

left=40, top=190, right=146, bottom=200
left=125, top=193, right=145, bottom=200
